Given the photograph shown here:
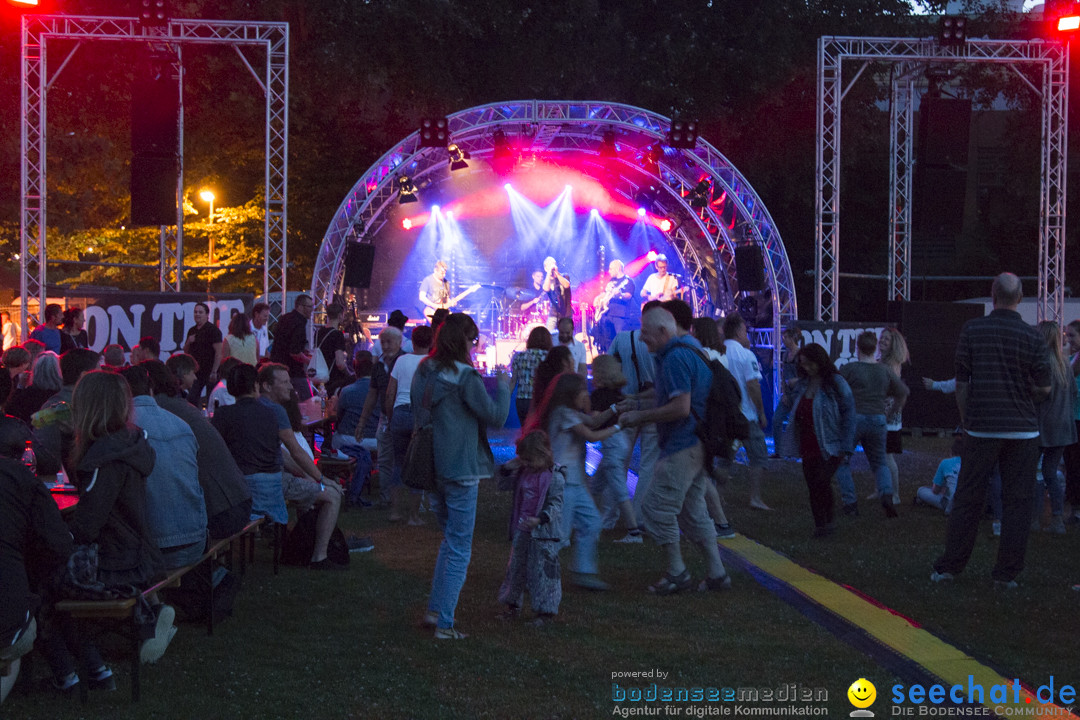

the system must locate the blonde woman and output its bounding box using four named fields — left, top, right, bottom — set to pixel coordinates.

left=876, top=327, right=910, bottom=504
left=1032, top=321, right=1076, bottom=533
